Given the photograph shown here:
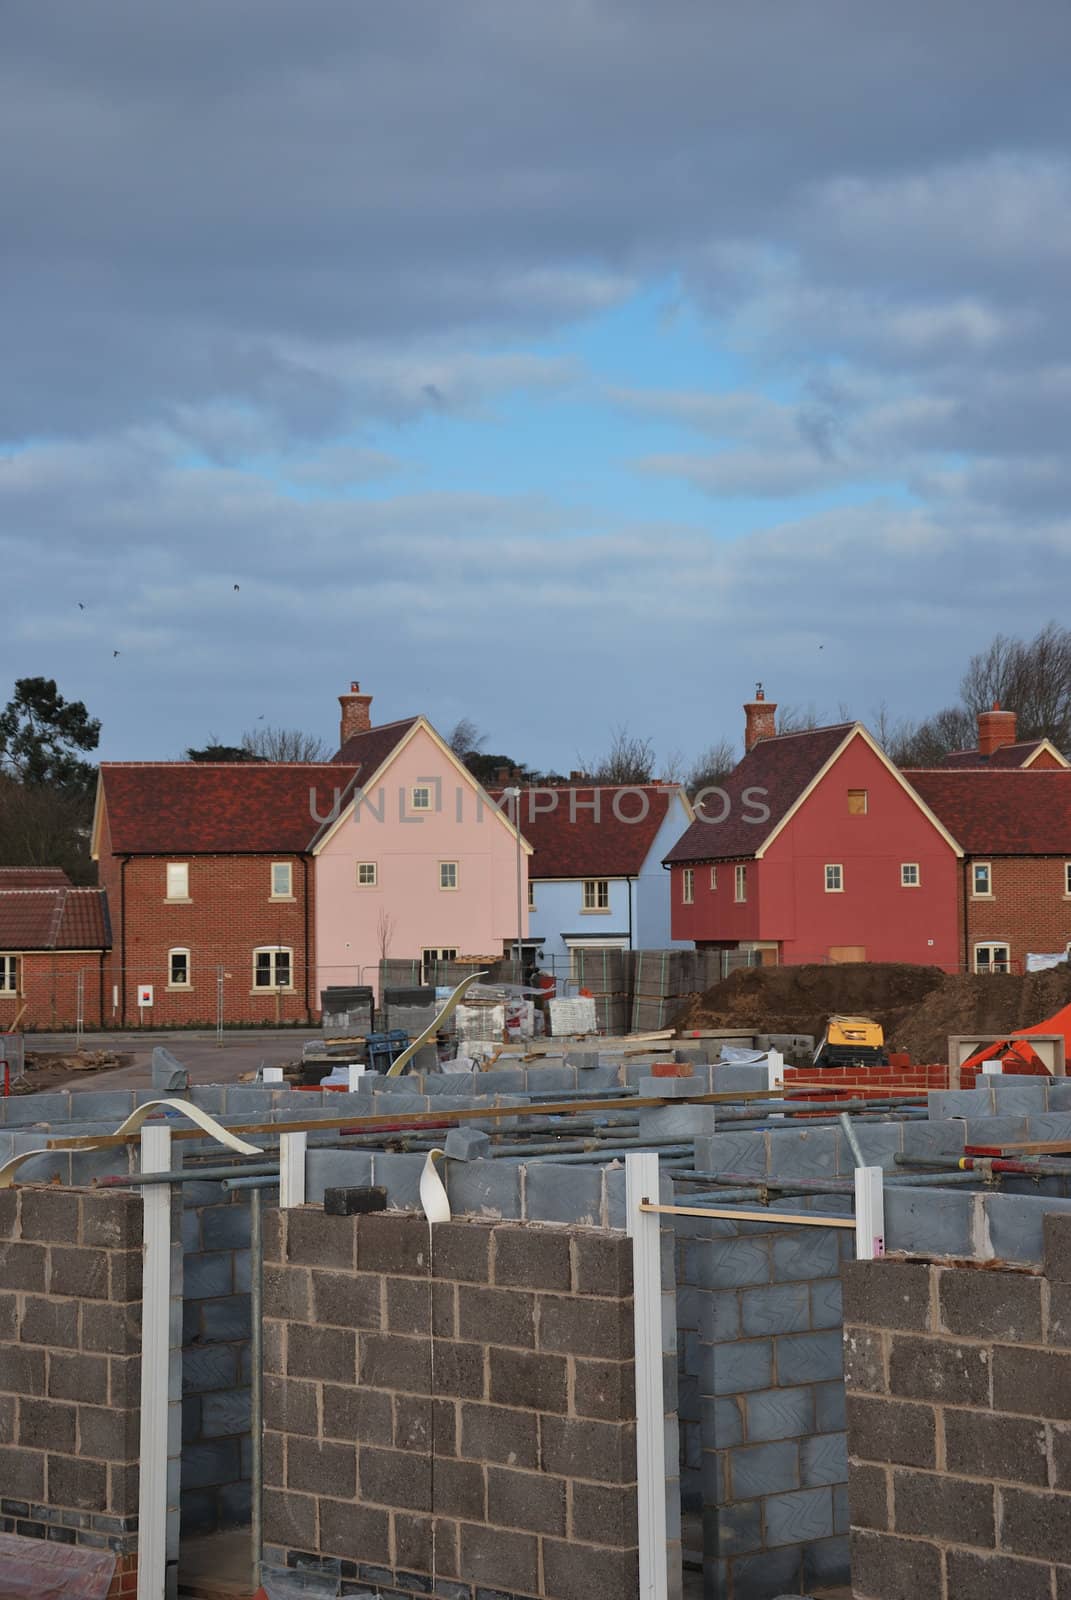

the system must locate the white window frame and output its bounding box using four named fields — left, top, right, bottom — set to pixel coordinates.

left=825, top=864, right=844, bottom=893
left=974, top=942, right=1010, bottom=975
left=972, top=862, right=992, bottom=898
left=710, top=866, right=718, bottom=891
left=582, top=878, right=610, bottom=912
left=734, top=865, right=747, bottom=903
left=167, top=948, right=191, bottom=990
left=901, top=863, right=920, bottom=888
left=166, top=862, right=189, bottom=901
left=0, top=954, right=19, bottom=995
left=270, top=861, right=293, bottom=900
left=421, top=946, right=458, bottom=982
left=439, top=861, right=459, bottom=891
left=356, top=862, right=378, bottom=888
left=252, top=946, right=294, bottom=992
left=411, top=785, right=432, bottom=811
left=847, top=789, right=868, bottom=815
left=528, top=879, right=536, bottom=909
left=1065, top=862, right=1071, bottom=898
left=682, top=868, right=695, bottom=905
